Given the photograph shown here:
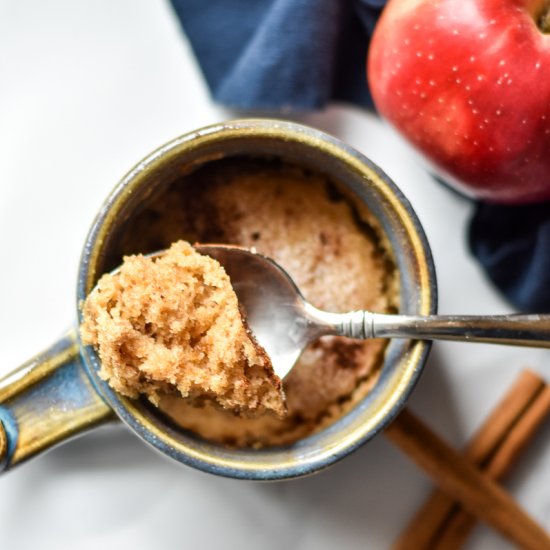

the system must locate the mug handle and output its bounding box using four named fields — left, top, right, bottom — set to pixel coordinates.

left=0, top=329, right=115, bottom=472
